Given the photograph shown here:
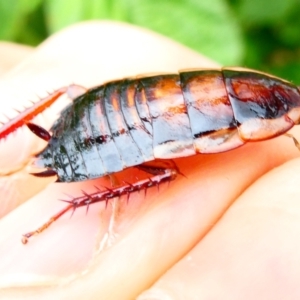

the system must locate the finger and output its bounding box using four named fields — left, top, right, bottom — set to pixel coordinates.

left=0, top=20, right=217, bottom=298
left=0, top=42, right=33, bottom=77
left=1, top=123, right=300, bottom=298
left=137, top=158, right=300, bottom=299
left=0, top=21, right=299, bottom=300
left=2, top=136, right=298, bottom=300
